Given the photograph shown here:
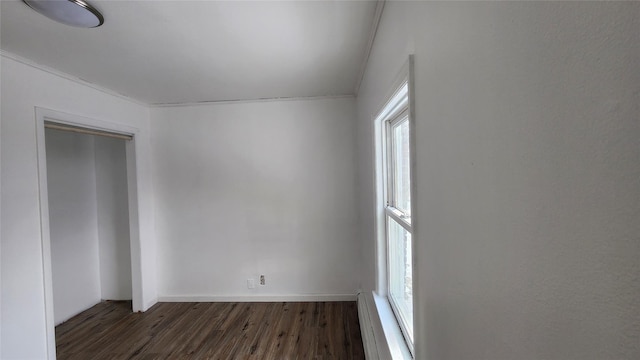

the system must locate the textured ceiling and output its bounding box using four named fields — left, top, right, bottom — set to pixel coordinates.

left=1, top=0, right=378, bottom=104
